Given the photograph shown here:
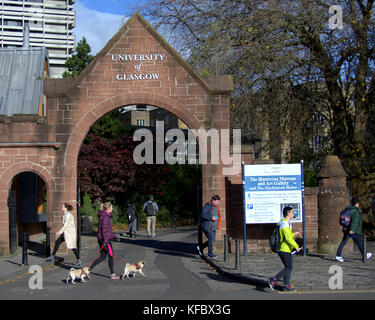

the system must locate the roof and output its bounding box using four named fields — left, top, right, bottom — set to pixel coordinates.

left=45, top=12, right=233, bottom=97
left=0, top=47, right=49, bottom=116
